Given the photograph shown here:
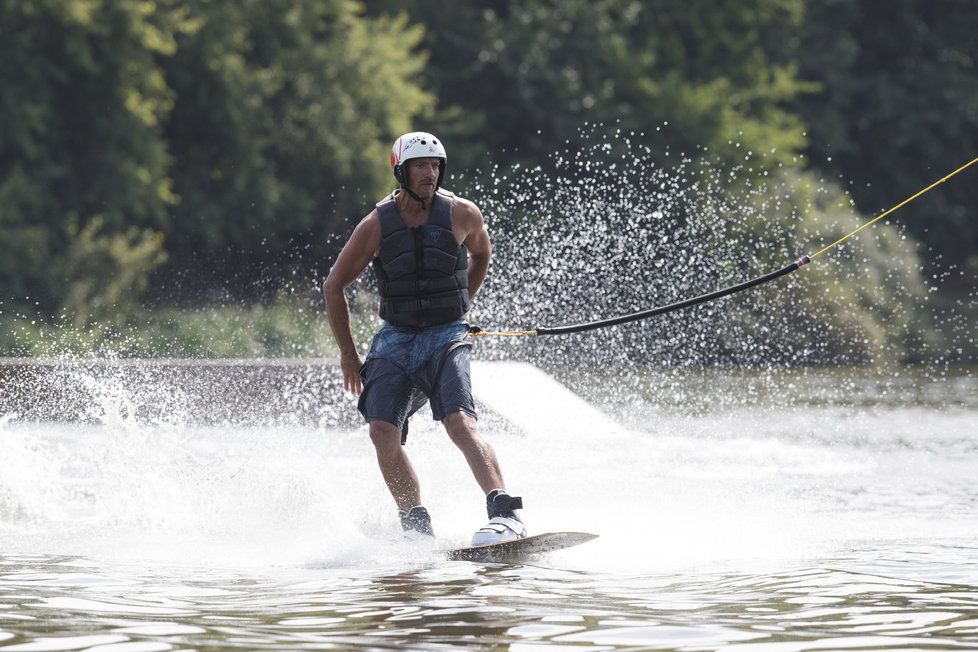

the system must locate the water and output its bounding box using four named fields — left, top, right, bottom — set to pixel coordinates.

left=1, top=360, right=976, bottom=650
